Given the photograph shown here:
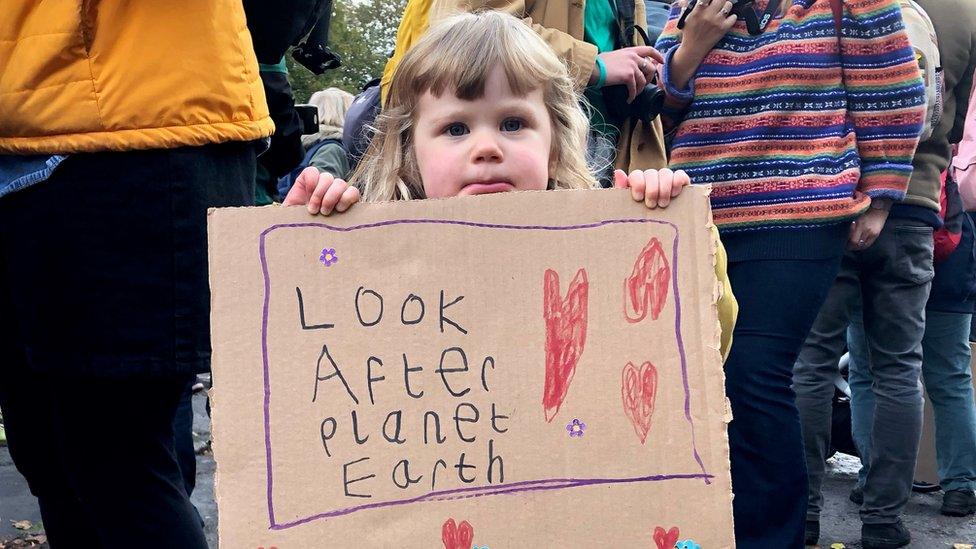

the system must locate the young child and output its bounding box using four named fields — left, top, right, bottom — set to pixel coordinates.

left=282, top=11, right=734, bottom=357
left=284, top=11, right=688, bottom=214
